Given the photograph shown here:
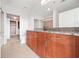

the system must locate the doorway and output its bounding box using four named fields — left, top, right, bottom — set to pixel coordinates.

left=7, top=14, right=20, bottom=39
left=10, top=21, right=16, bottom=35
